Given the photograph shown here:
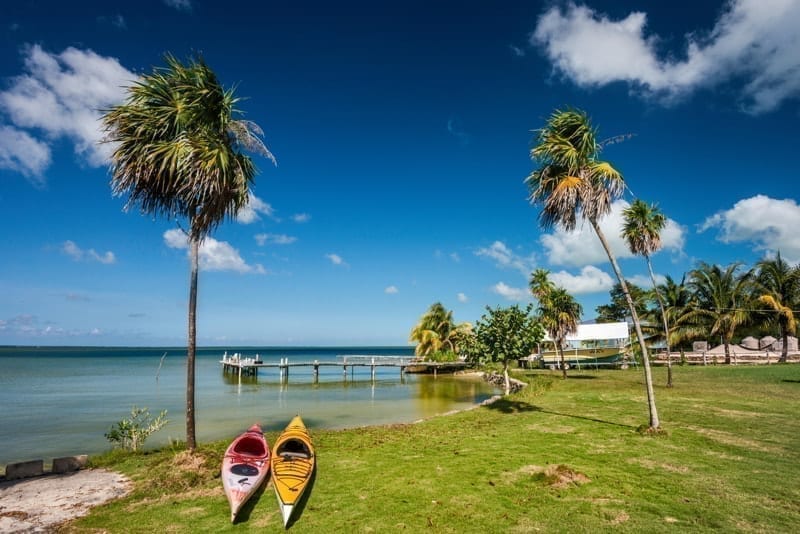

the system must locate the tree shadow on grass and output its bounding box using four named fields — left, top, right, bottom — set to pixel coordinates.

left=485, top=398, right=634, bottom=429
left=781, top=379, right=800, bottom=383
